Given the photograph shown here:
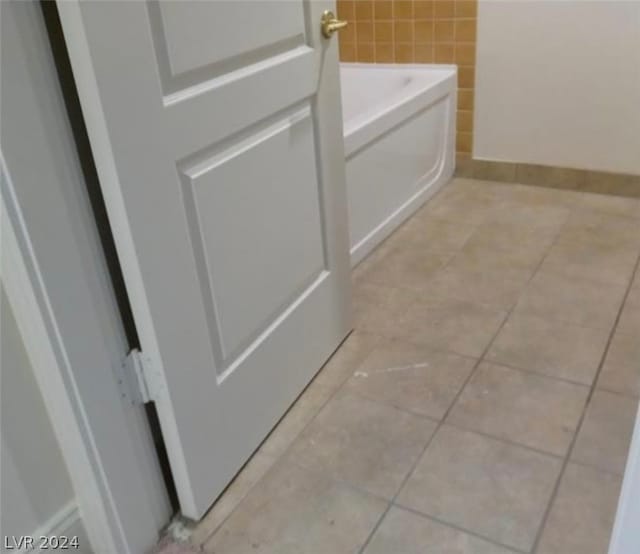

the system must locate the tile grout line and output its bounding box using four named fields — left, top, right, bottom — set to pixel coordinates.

left=417, top=197, right=581, bottom=554
left=365, top=191, right=586, bottom=319
left=346, top=373, right=571, bottom=462
left=358, top=182, right=626, bottom=553
left=390, top=504, right=529, bottom=554
left=568, top=458, right=628, bottom=480
left=442, top=420, right=565, bottom=461
left=481, top=358, right=598, bottom=389
left=354, top=354, right=487, bottom=553
left=357, top=183, right=581, bottom=553
left=360, top=183, right=637, bottom=553
left=529, top=251, right=640, bottom=554
left=356, top=218, right=555, bottom=553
